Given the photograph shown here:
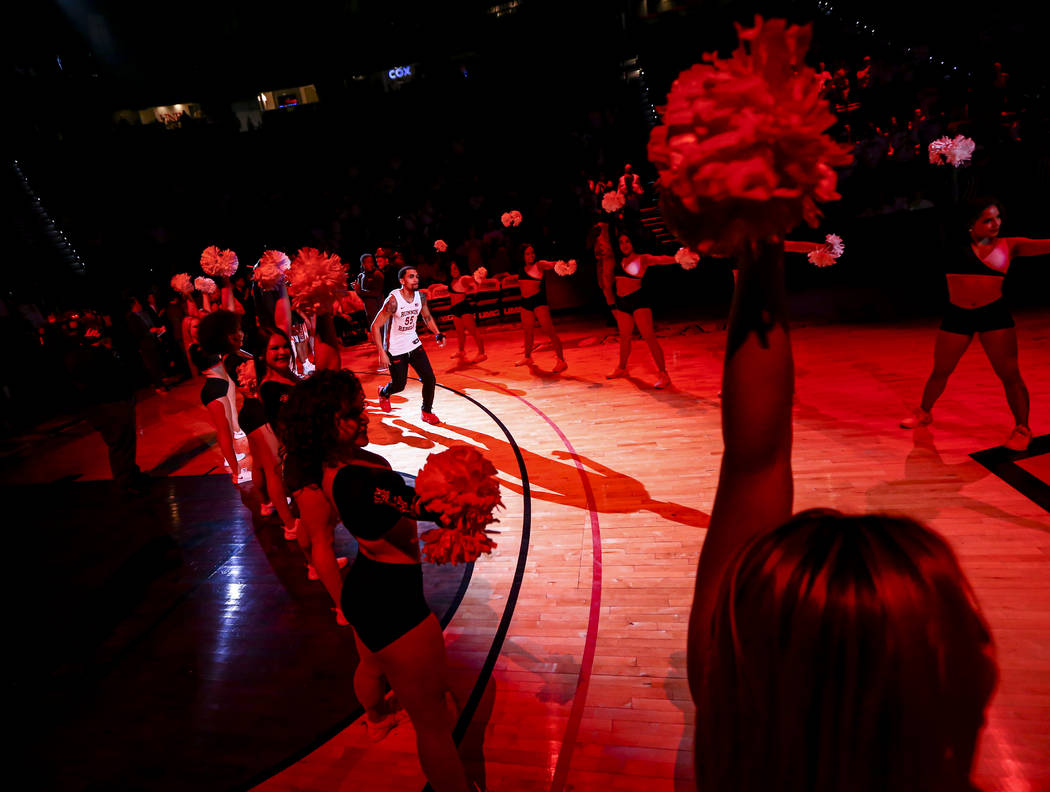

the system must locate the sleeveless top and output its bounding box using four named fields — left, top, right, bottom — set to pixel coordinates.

left=260, top=379, right=296, bottom=428
left=330, top=464, right=423, bottom=541
left=199, top=360, right=241, bottom=434
left=386, top=289, right=423, bottom=356
left=447, top=275, right=476, bottom=307
left=238, top=397, right=267, bottom=435
left=201, top=355, right=242, bottom=407
left=947, top=241, right=1008, bottom=277
left=615, top=255, right=645, bottom=280
left=519, top=262, right=543, bottom=282
left=200, top=376, right=229, bottom=406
